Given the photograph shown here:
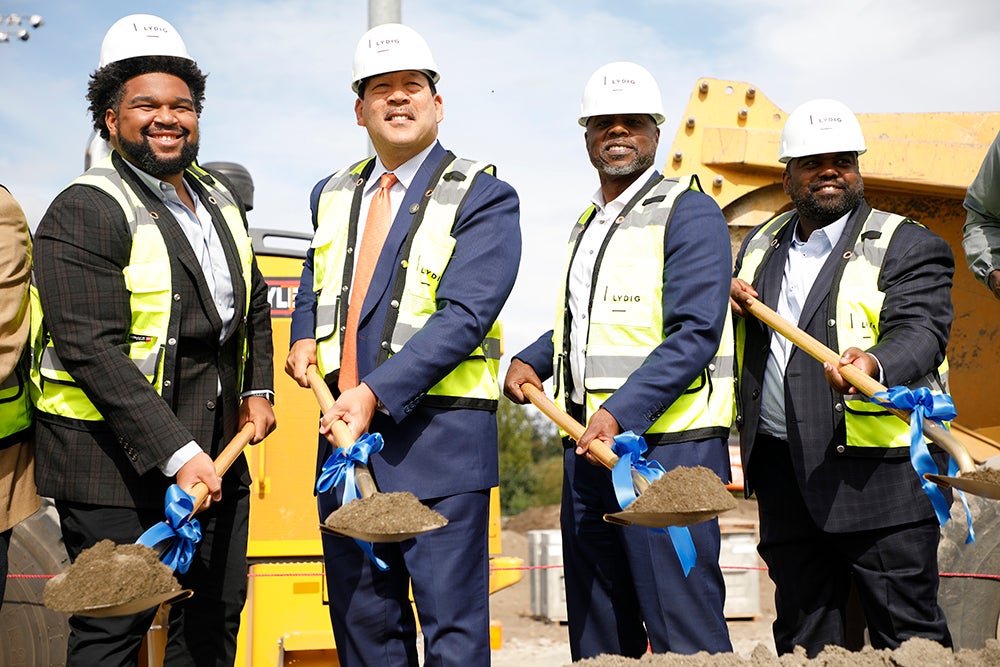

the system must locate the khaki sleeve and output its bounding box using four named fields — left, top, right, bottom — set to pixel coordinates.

left=0, top=186, right=32, bottom=381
